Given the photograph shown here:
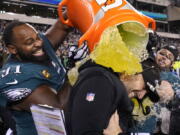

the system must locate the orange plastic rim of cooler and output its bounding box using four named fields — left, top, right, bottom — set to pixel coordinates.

left=58, top=0, right=156, bottom=52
